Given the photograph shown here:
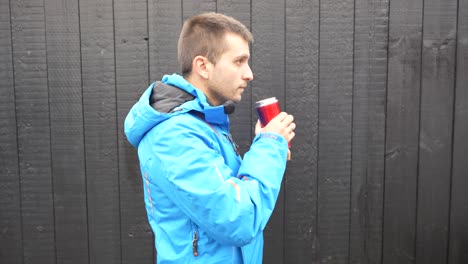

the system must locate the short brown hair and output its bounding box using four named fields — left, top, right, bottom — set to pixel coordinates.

left=177, top=12, right=253, bottom=76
